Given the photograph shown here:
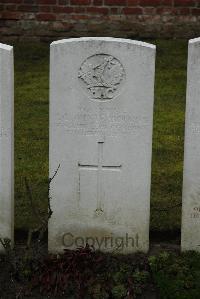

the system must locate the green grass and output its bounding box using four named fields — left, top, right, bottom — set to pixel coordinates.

left=14, top=43, right=49, bottom=229
left=14, top=40, right=187, bottom=231
left=151, top=40, right=187, bottom=231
